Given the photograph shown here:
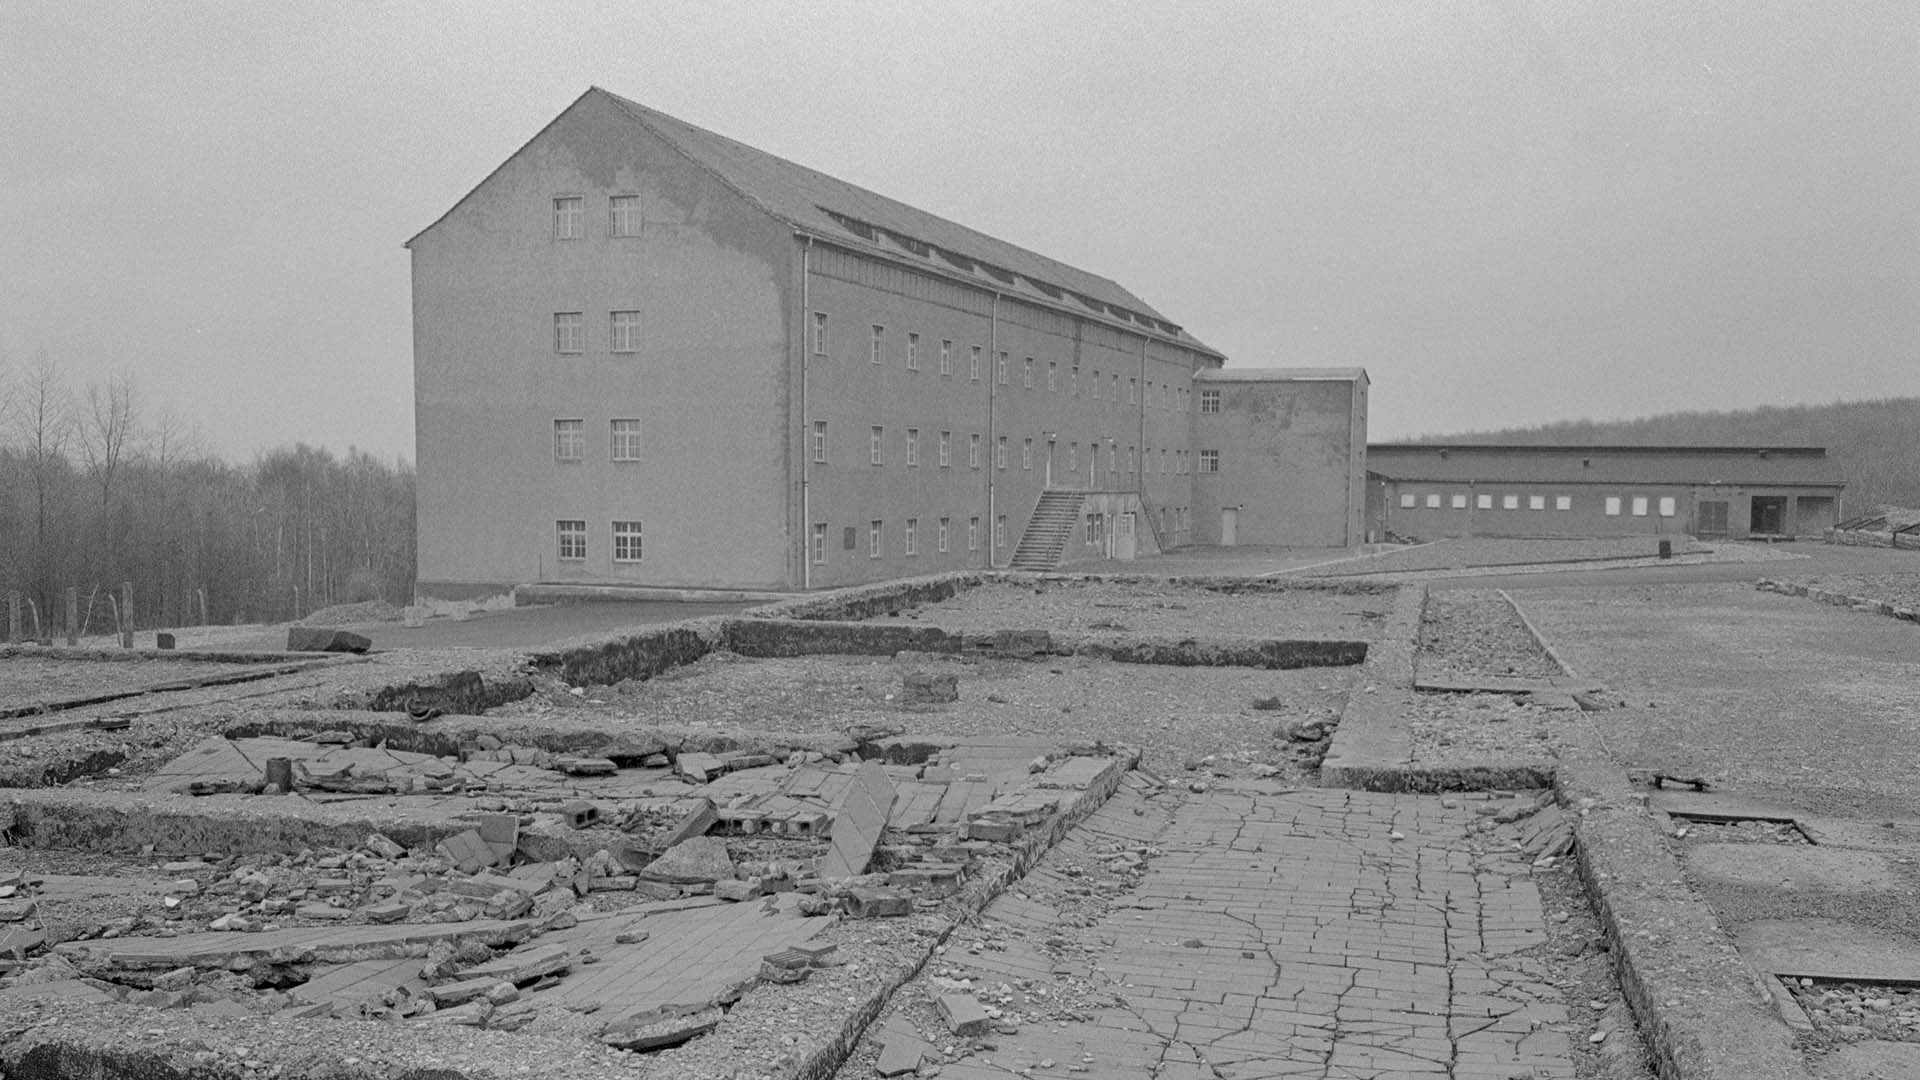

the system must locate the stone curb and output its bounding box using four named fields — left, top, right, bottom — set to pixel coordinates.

left=1497, top=587, right=1581, bottom=678
left=1756, top=578, right=1920, bottom=624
